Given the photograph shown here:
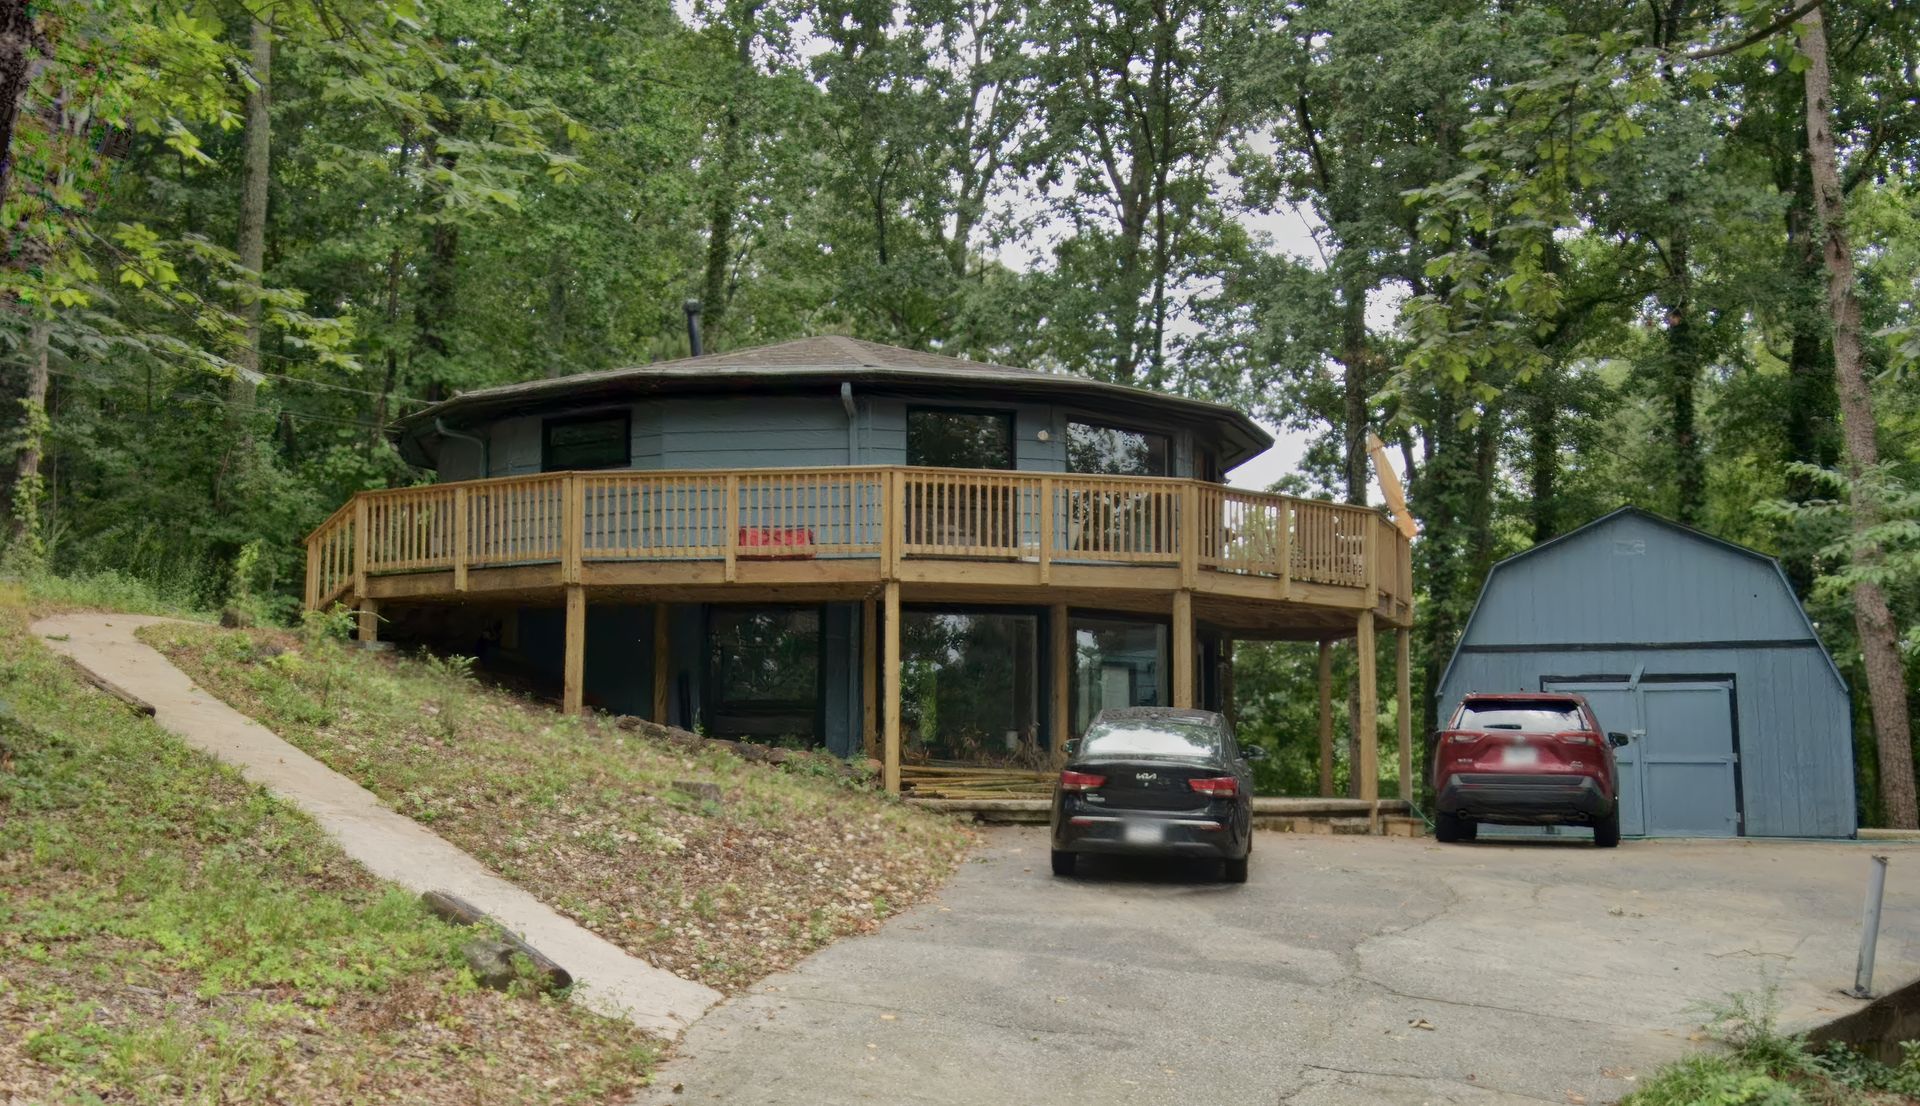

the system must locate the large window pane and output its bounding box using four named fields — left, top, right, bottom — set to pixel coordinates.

left=707, top=607, right=820, bottom=743
left=1067, top=421, right=1169, bottom=477
left=1070, top=617, right=1169, bottom=738
left=902, top=610, right=1041, bottom=765
left=543, top=413, right=630, bottom=471
left=908, top=408, right=1014, bottom=469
